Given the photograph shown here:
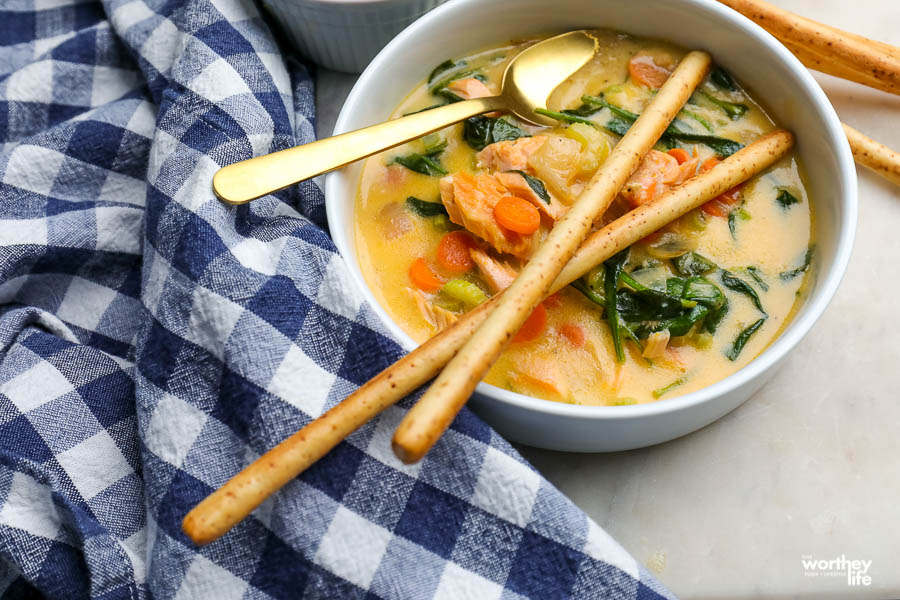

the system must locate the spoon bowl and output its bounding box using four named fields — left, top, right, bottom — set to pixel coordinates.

left=501, top=31, right=598, bottom=126
left=212, top=30, right=597, bottom=205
